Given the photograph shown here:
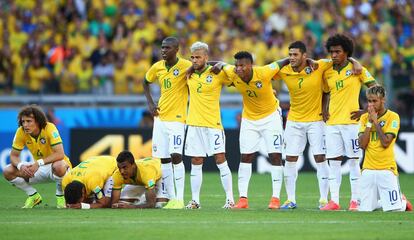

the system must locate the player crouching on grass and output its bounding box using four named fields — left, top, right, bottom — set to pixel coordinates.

left=358, top=85, right=412, bottom=212
left=3, top=105, right=71, bottom=208
left=63, top=155, right=118, bottom=209
left=111, top=150, right=168, bottom=209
